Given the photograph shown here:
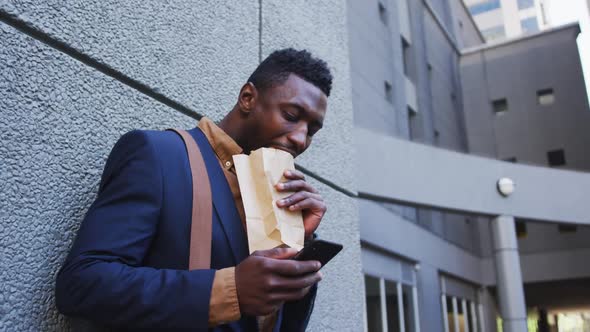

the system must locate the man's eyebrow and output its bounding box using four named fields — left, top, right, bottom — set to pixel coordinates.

left=284, top=102, right=323, bottom=128
left=284, top=102, right=307, bottom=113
